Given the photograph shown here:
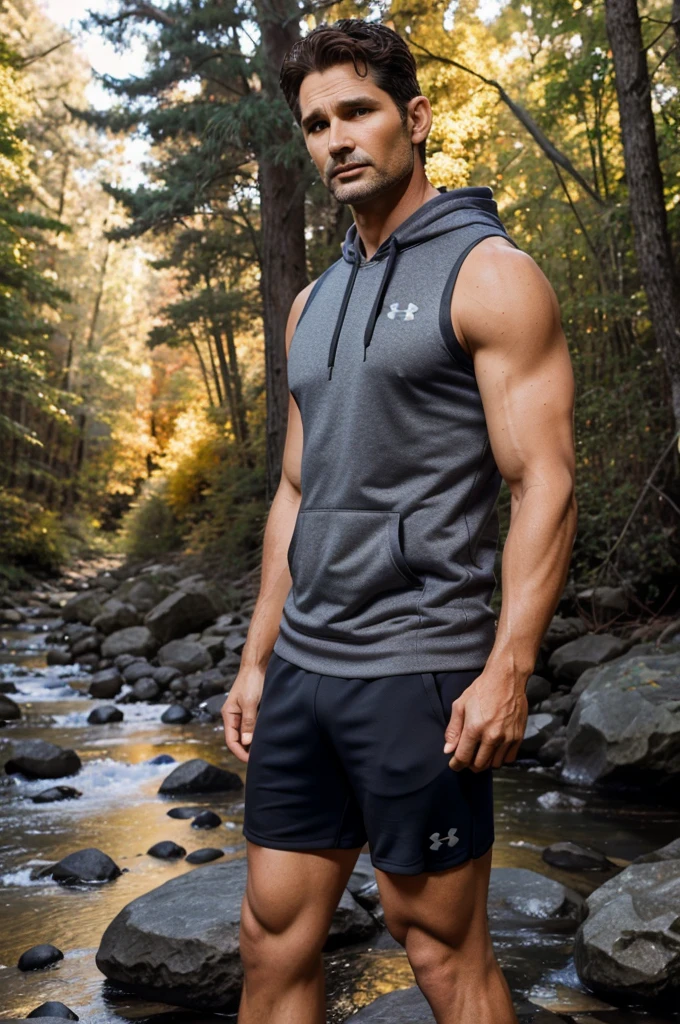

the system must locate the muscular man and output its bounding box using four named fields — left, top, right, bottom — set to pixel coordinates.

left=223, top=17, right=577, bottom=1024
